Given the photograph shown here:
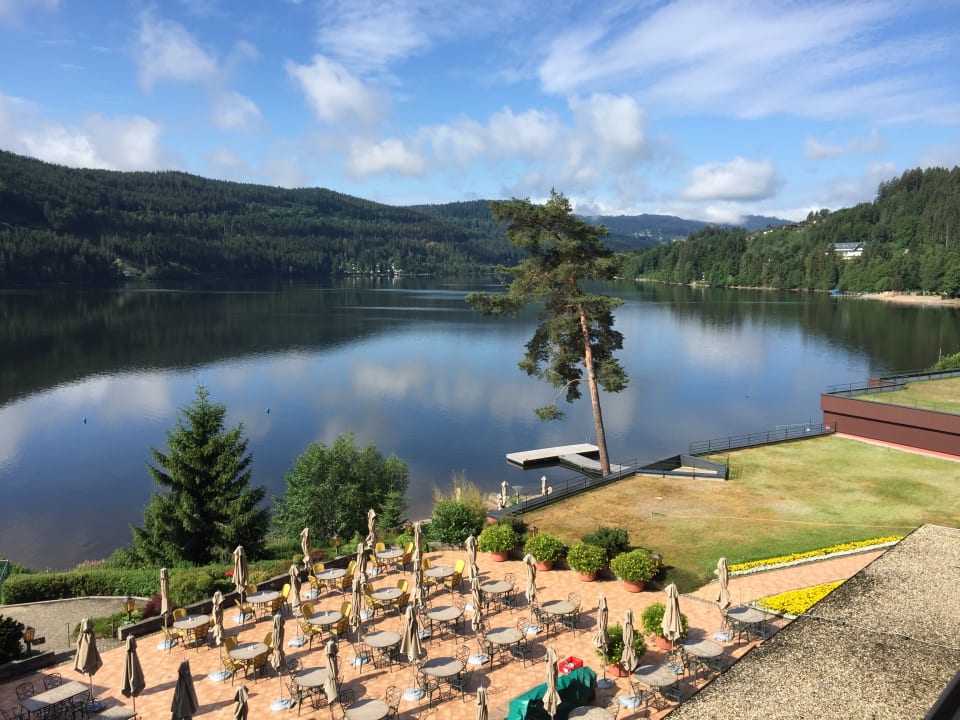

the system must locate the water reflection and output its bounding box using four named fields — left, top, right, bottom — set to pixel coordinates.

left=1, top=280, right=957, bottom=570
